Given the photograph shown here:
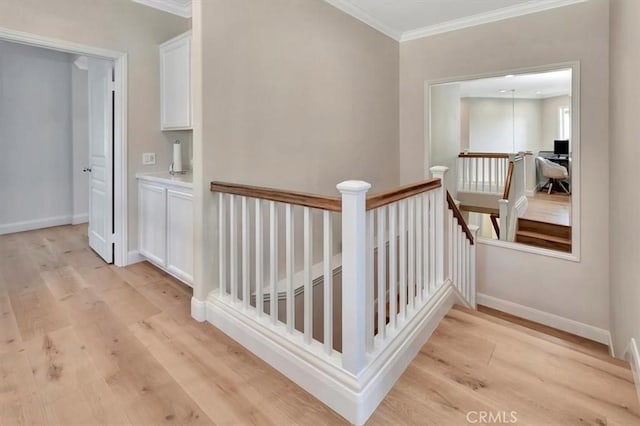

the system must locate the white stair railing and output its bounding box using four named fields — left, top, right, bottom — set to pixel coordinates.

left=205, top=171, right=477, bottom=424
left=499, top=153, right=528, bottom=242
left=458, top=152, right=510, bottom=194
